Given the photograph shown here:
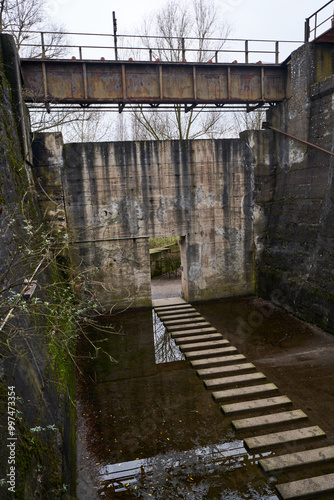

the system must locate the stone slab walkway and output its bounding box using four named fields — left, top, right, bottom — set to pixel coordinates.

left=152, top=297, right=334, bottom=500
